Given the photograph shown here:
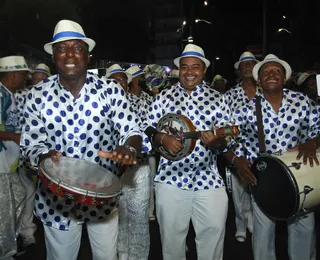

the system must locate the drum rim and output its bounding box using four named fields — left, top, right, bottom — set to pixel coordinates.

left=39, top=157, right=121, bottom=198
left=251, top=154, right=300, bottom=220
